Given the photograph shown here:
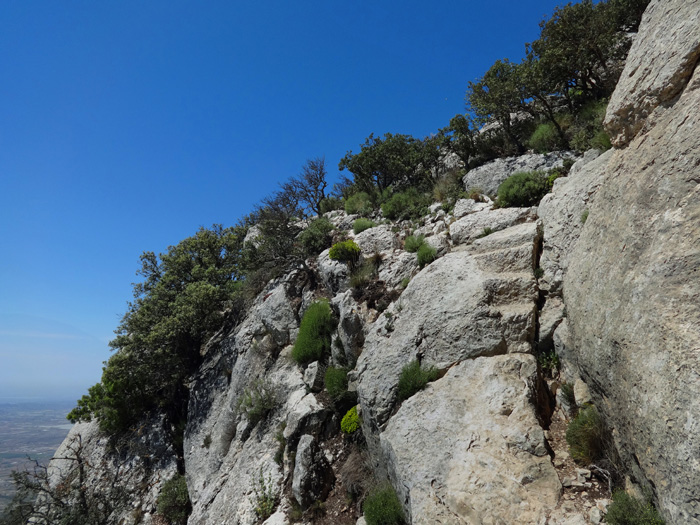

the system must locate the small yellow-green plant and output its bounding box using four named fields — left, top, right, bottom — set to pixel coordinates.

left=341, top=406, right=360, bottom=434
left=237, top=379, right=276, bottom=426
left=251, top=467, right=278, bottom=520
